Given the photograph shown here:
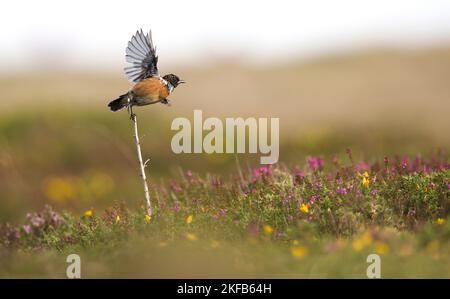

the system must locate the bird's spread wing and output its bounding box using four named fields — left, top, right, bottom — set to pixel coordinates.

left=124, top=29, right=158, bottom=83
